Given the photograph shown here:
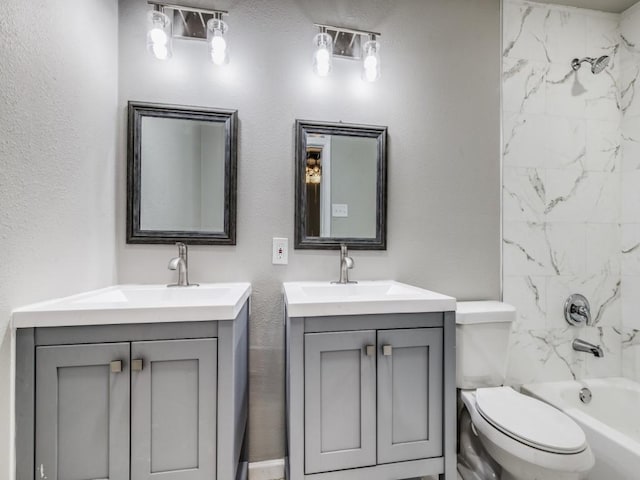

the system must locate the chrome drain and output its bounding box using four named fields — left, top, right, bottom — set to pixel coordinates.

left=579, top=387, right=592, bottom=404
